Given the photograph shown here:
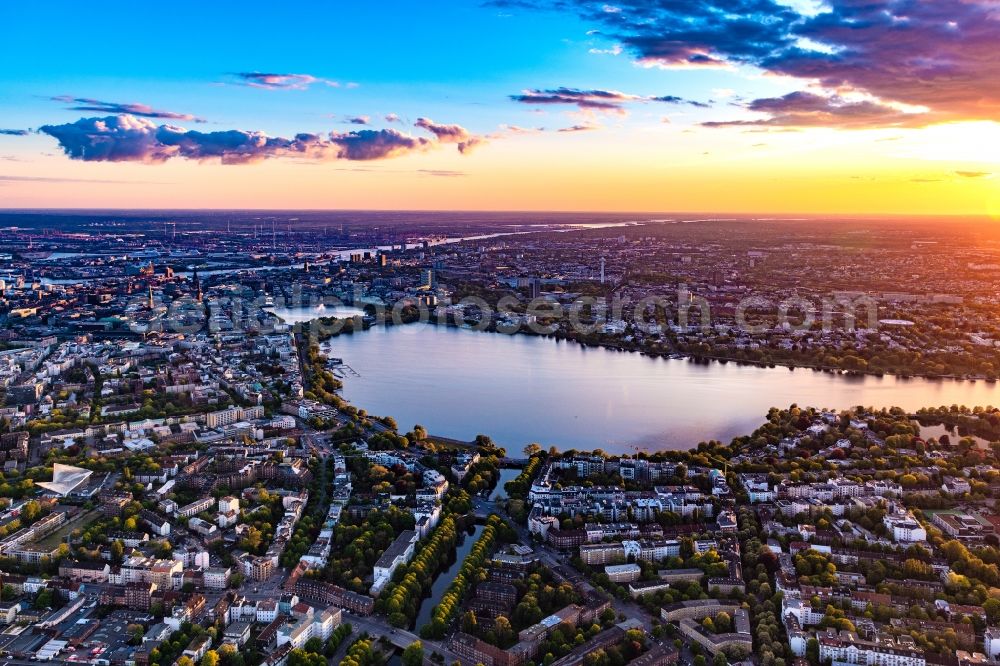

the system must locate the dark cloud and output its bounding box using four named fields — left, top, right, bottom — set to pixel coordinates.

left=522, top=0, right=1000, bottom=127
left=49, top=96, right=204, bottom=122
left=956, top=171, right=991, bottom=178
left=36, top=114, right=483, bottom=164
left=0, top=129, right=29, bottom=136
left=414, top=117, right=486, bottom=153
left=763, top=1, right=1000, bottom=123
left=233, top=72, right=339, bottom=90
left=329, top=129, right=431, bottom=161
left=557, top=123, right=601, bottom=132
left=702, top=91, right=924, bottom=128
left=650, top=95, right=710, bottom=108
left=346, top=116, right=370, bottom=125
left=511, top=87, right=639, bottom=113
left=557, top=0, right=800, bottom=69
left=512, top=87, right=708, bottom=113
